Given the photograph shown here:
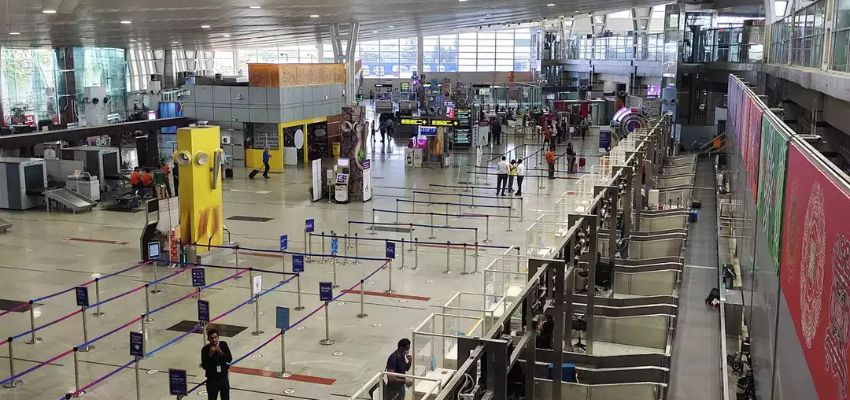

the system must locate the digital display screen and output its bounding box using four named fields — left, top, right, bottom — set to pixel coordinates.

left=419, top=126, right=437, bottom=136
left=336, top=174, right=348, bottom=184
